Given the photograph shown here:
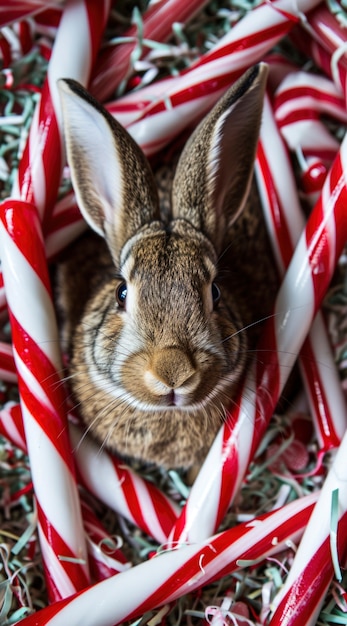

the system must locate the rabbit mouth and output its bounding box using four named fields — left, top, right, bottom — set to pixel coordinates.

left=163, top=390, right=190, bottom=408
